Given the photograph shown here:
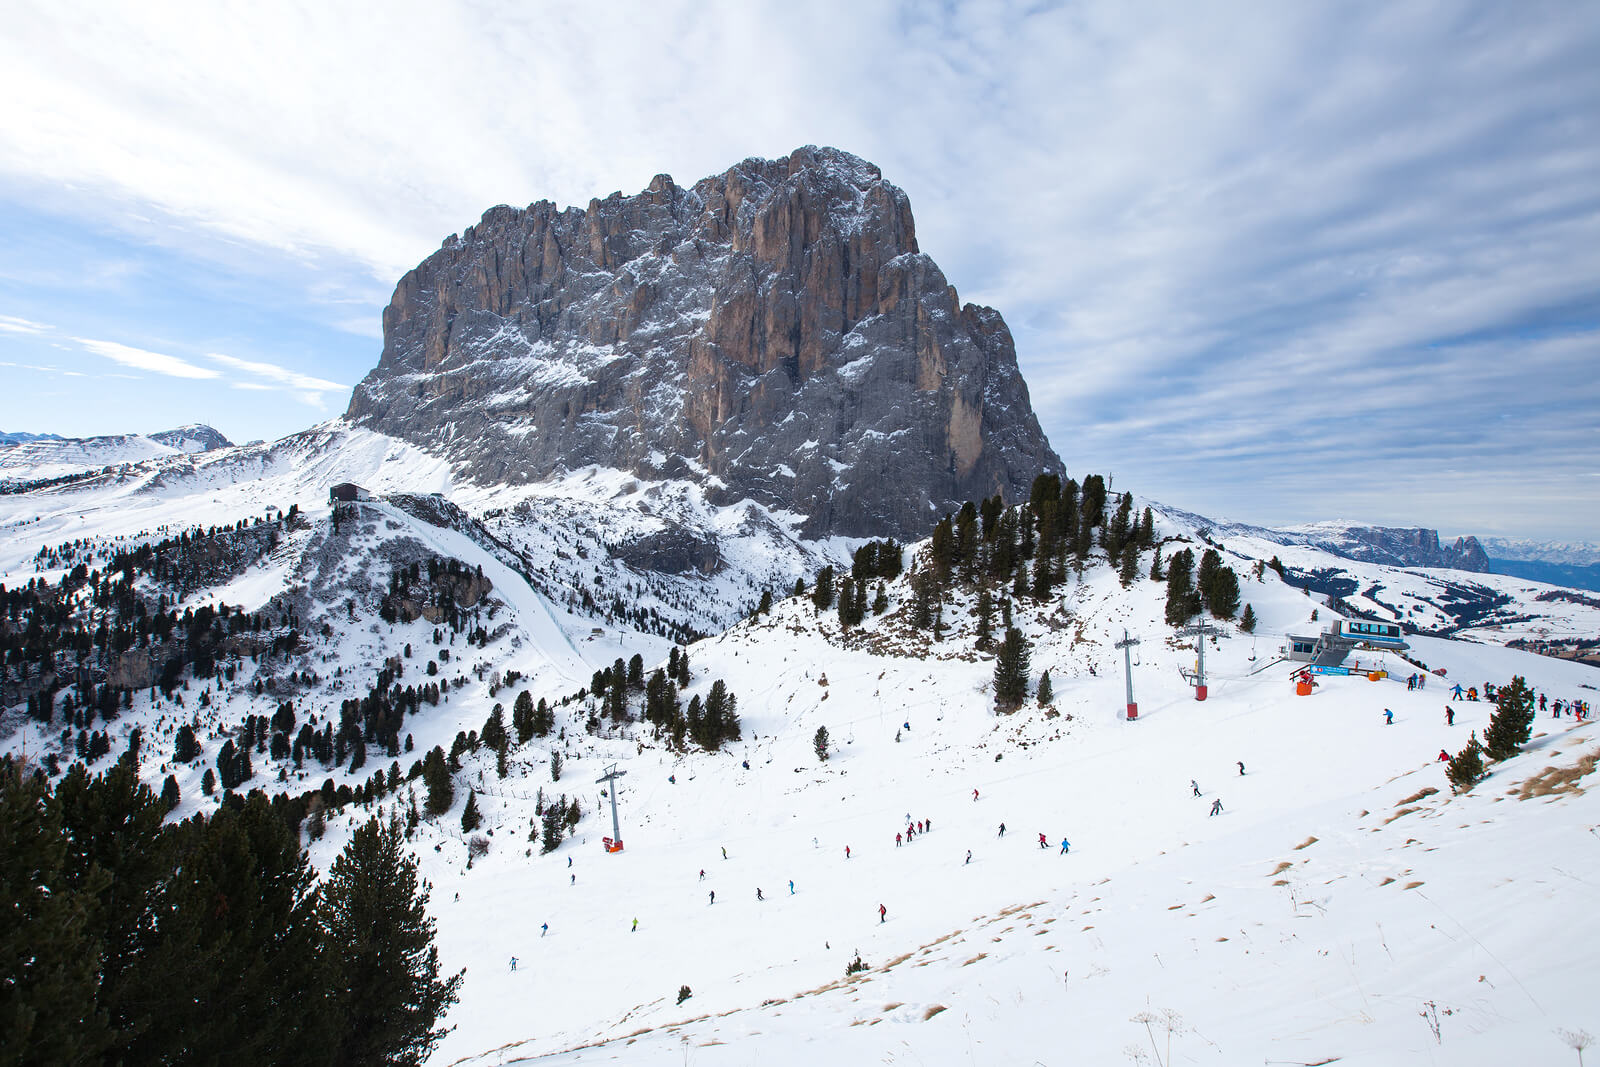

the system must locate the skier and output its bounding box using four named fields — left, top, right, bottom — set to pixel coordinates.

left=1191, top=779, right=1201, bottom=797
left=925, top=817, right=932, bottom=832
left=1038, top=833, right=1048, bottom=849
left=789, top=880, right=795, bottom=895
left=998, top=822, right=1006, bottom=837
left=757, top=888, right=764, bottom=901
left=1438, top=749, right=1450, bottom=762
left=699, top=869, right=706, bottom=881
left=568, top=856, right=573, bottom=868
left=1384, top=709, right=1394, bottom=725
left=845, top=845, right=851, bottom=859
left=1237, top=761, right=1245, bottom=776
left=709, top=890, right=715, bottom=904
left=879, top=904, right=887, bottom=923
left=1060, top=838, right=1070, bottom=854
left=903, top=721, right=911, bottom=732
left=966, top=849, right=972, bottom=865
left=1452, top=683, right=1464, bottom=699
left=632, top=918, right=638, bottom=932
left=510, top=956, right=518, bottom=972
left=1419, top=673, right=1427, bottom=690
left=669, top=774, right=675, bottom=784
left=742, top=760, right=750, bottom=769
left=1210, top=798, right=1223, bottom=816
left=973, top=788, right=979, bottom=801
left=541, top=923, right=548, bottom=937
left=1446, top=706, right=1455, bottom=726
left=722, top=846, right=728, bottom=860
left=896, top=833, right=903, bottom=847
left=570, top=873, right=575, bottom=885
